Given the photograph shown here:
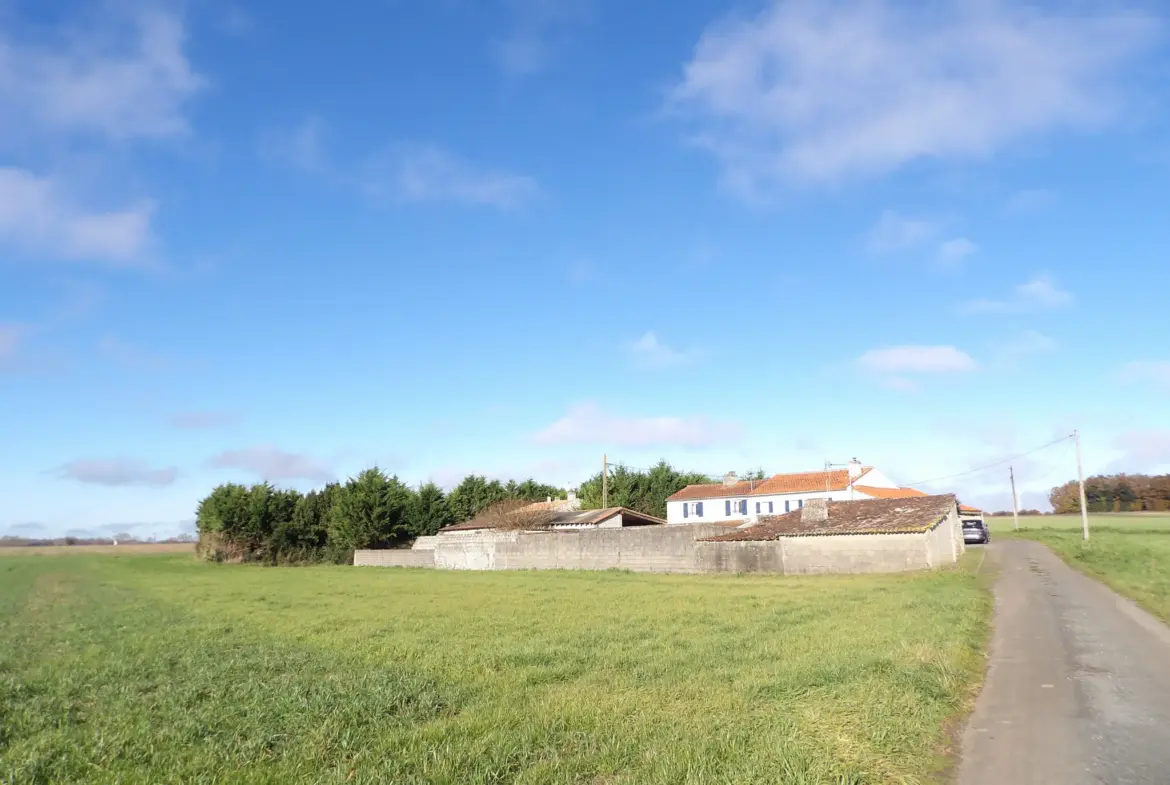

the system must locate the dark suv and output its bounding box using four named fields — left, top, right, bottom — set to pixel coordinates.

left=962, top=520, right=991, bottom=545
